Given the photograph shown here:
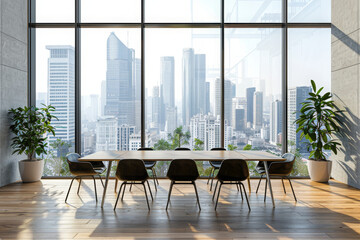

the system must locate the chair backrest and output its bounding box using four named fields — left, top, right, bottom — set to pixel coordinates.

left=138, top=147, right=153, bottom=151
left=217, top=159, right=249, bottom=182
left=272, top=152, right=296, bottom=175
left=167, top=159, right=199, bottom=181
left=282, top=153, right=296, bottom=162
left=175, top=147, right=191, bottom=151
left=211, top=147, right=226, bottom=151
left=66, top=153, right=95, bottom=175
left=116, top=159, right=148, bottom=181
